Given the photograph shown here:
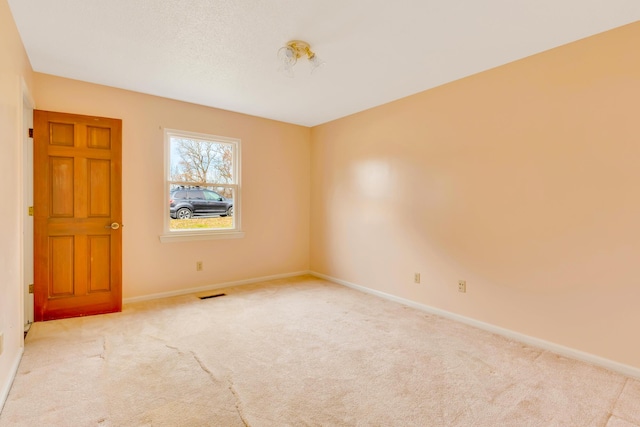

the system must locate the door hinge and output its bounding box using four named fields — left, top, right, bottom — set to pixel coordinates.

left=28, top=128, right=33, bottom=138
left=28, top=206, right=34, bottom=216
left=28, top=284, right=34, bottom=294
